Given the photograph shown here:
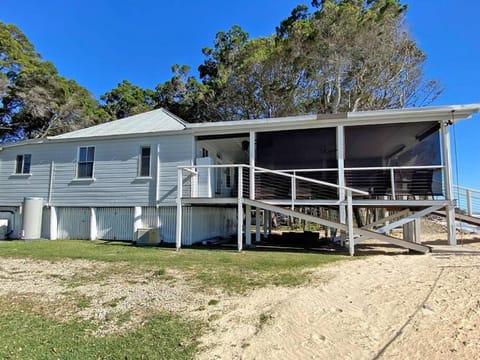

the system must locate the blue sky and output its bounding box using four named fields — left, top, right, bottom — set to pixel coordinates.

left=2, top=0, right=480, bottom=187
